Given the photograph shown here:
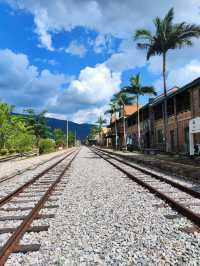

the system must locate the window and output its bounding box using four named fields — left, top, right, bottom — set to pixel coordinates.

left=157, top=129, right=163, bottom=144
left=167, top=98, right=174, bottom=116
left=154, top=103, right=163, bottom=120
left=199, top=88, right=200, bottom=108
left=176, top=91, right=190, bottom=113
